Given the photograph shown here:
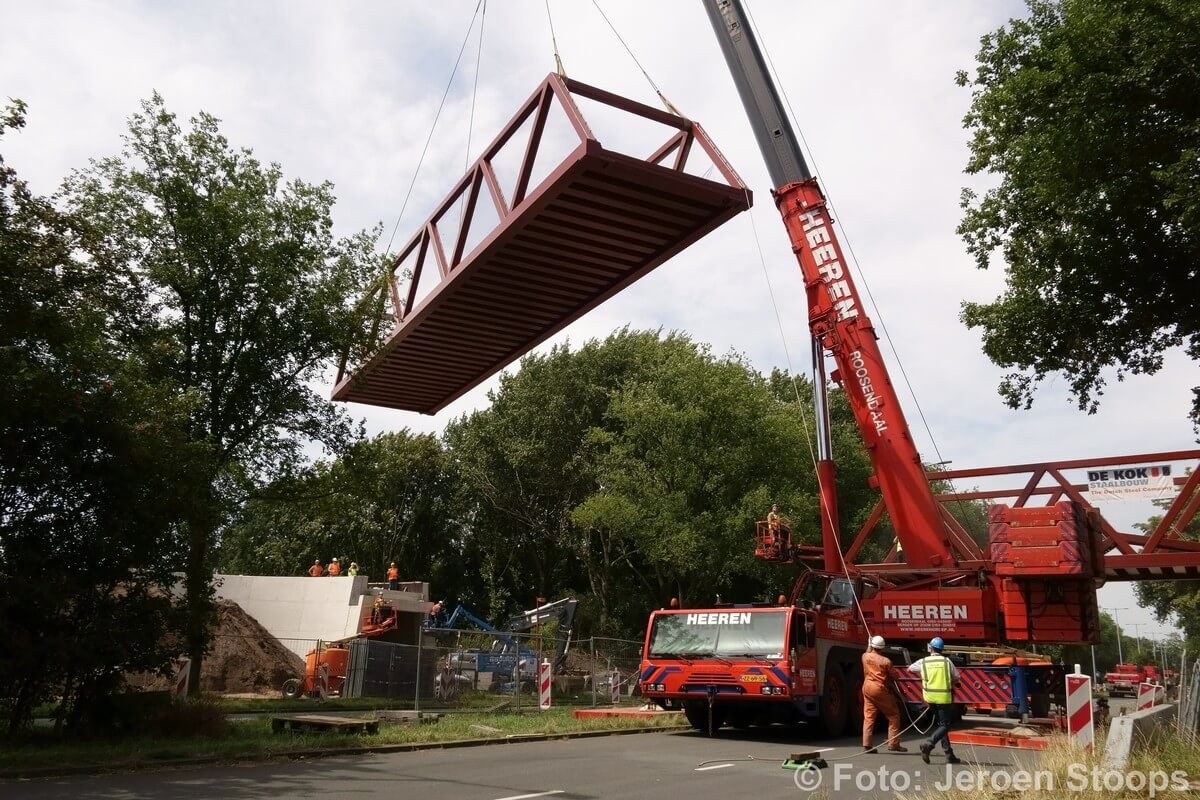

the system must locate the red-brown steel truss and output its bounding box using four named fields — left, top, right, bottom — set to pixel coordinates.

left=333, top=73, right=751, bottom=414
left=841, top=450, right=1200, bottom=583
